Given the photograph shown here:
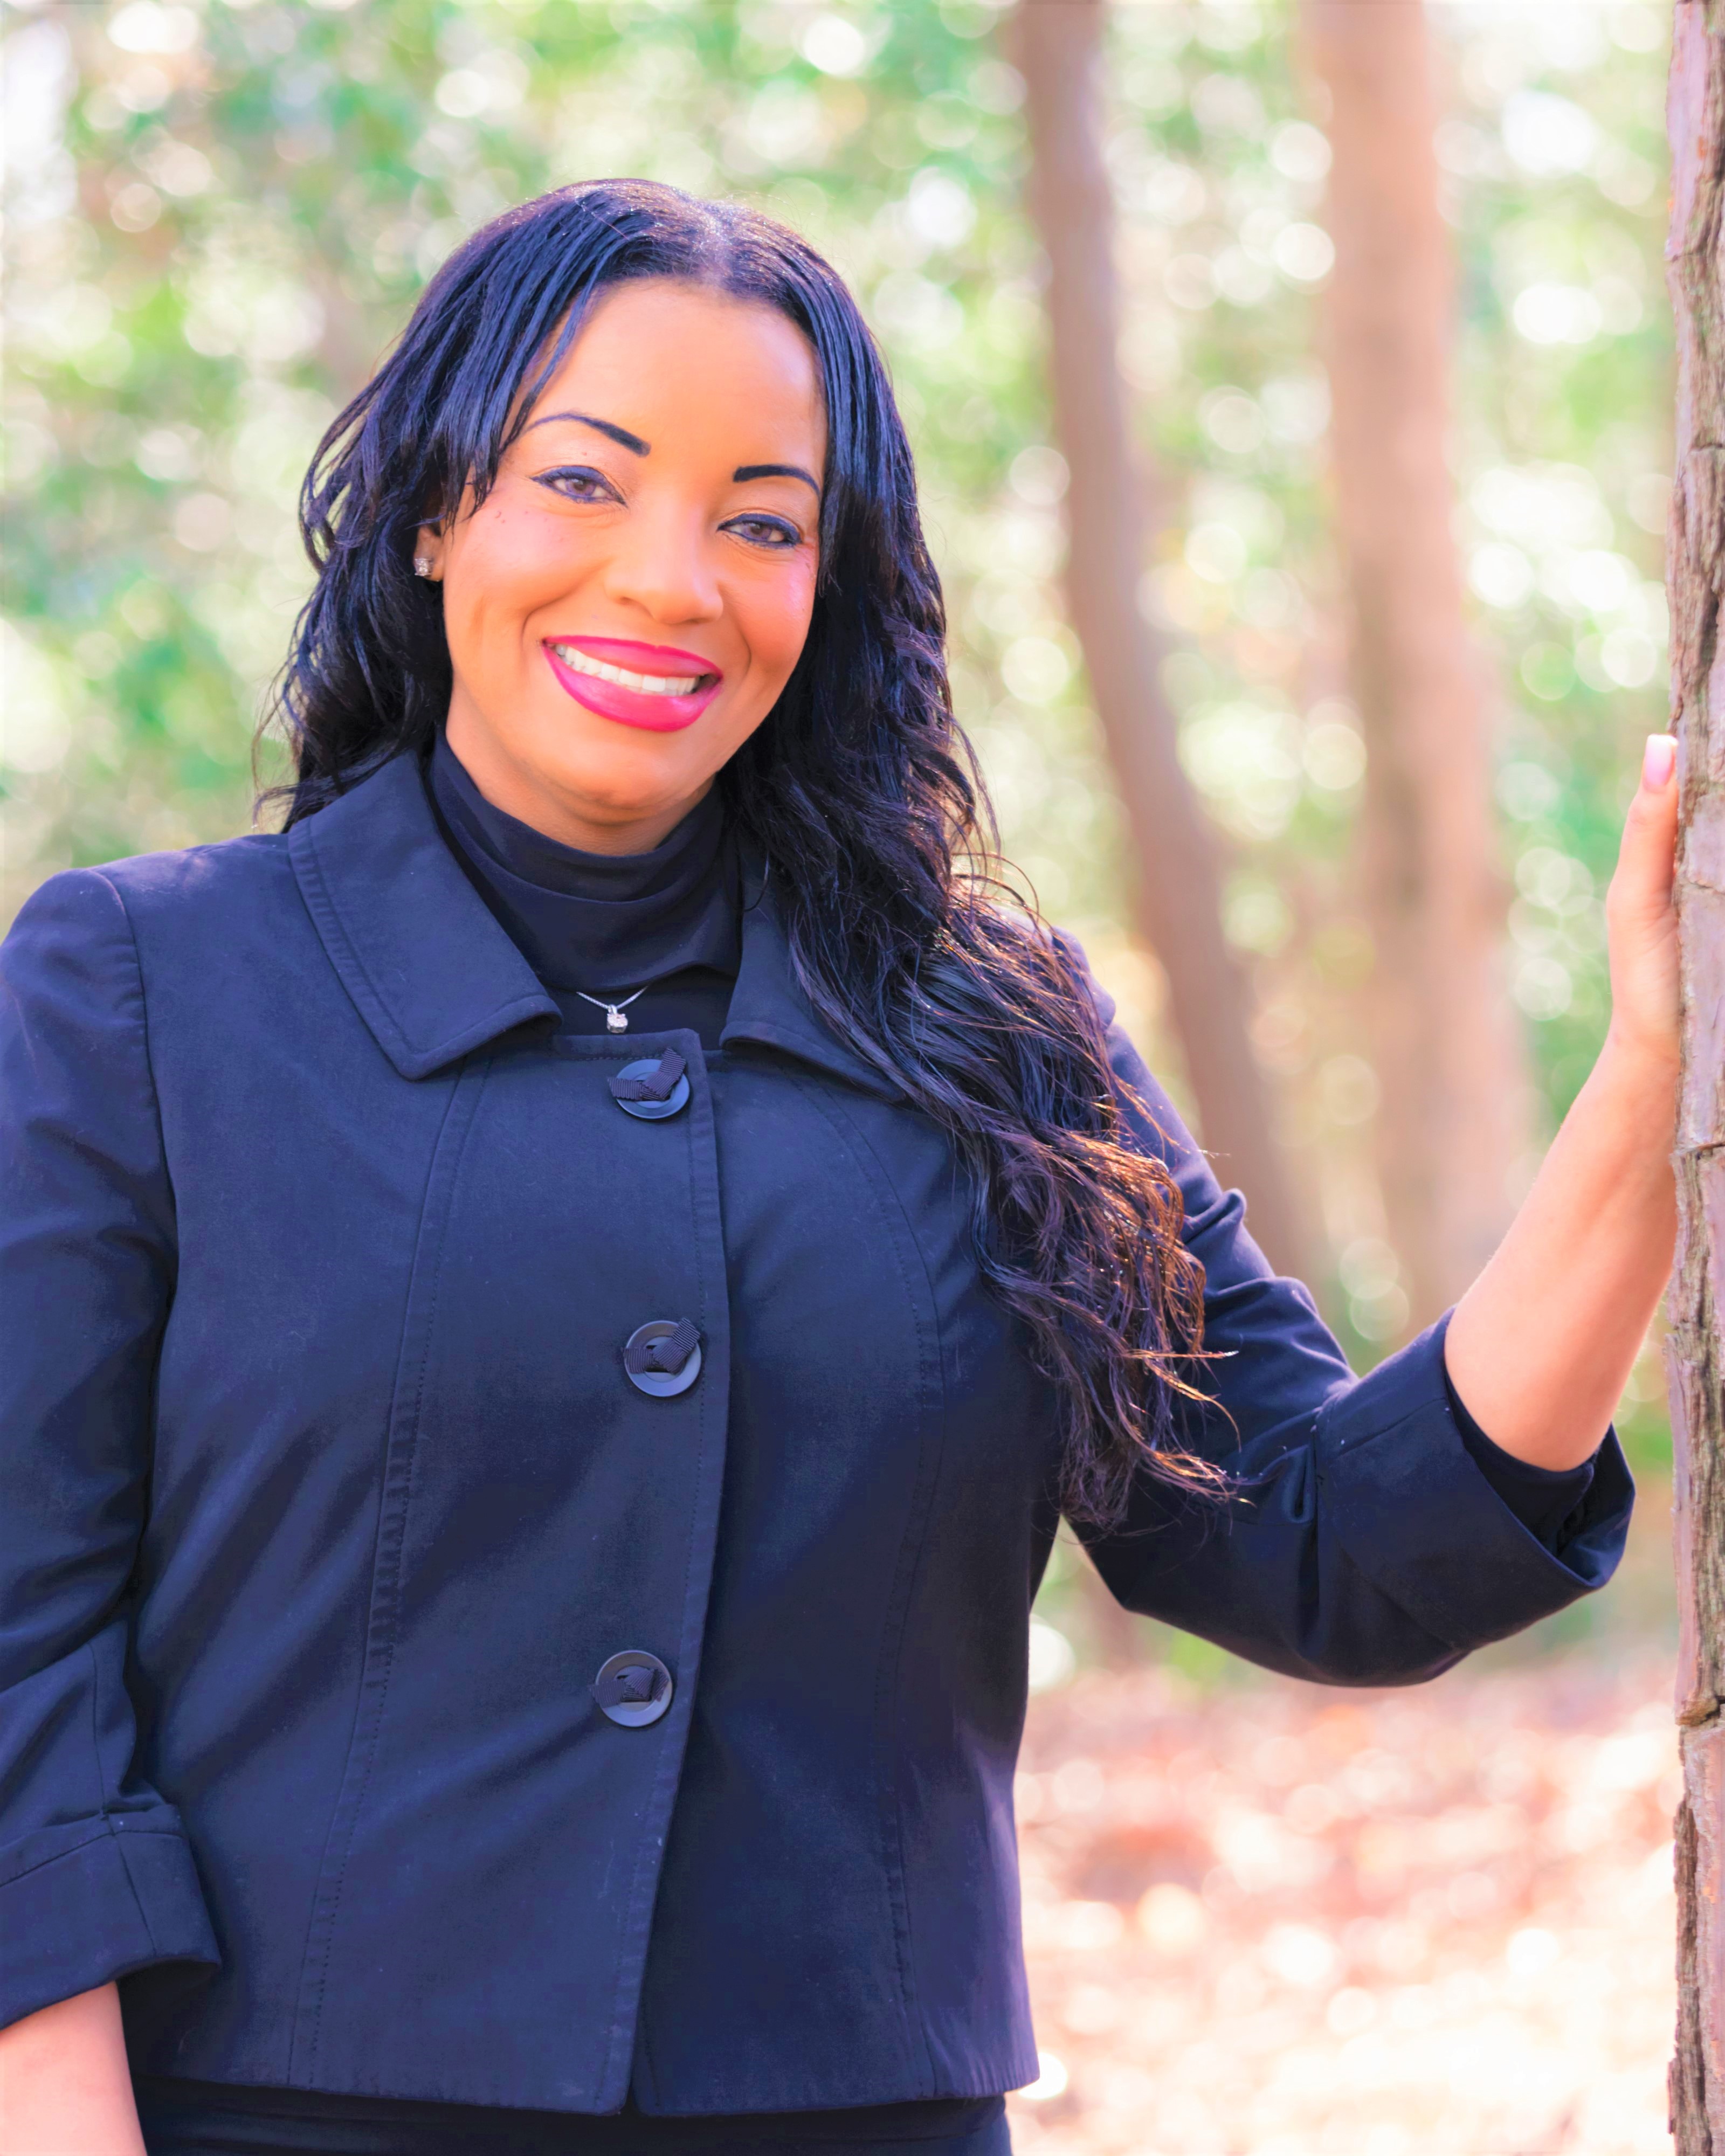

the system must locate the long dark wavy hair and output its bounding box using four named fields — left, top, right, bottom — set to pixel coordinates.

left=270, top=178, right=1212, bottom=1526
